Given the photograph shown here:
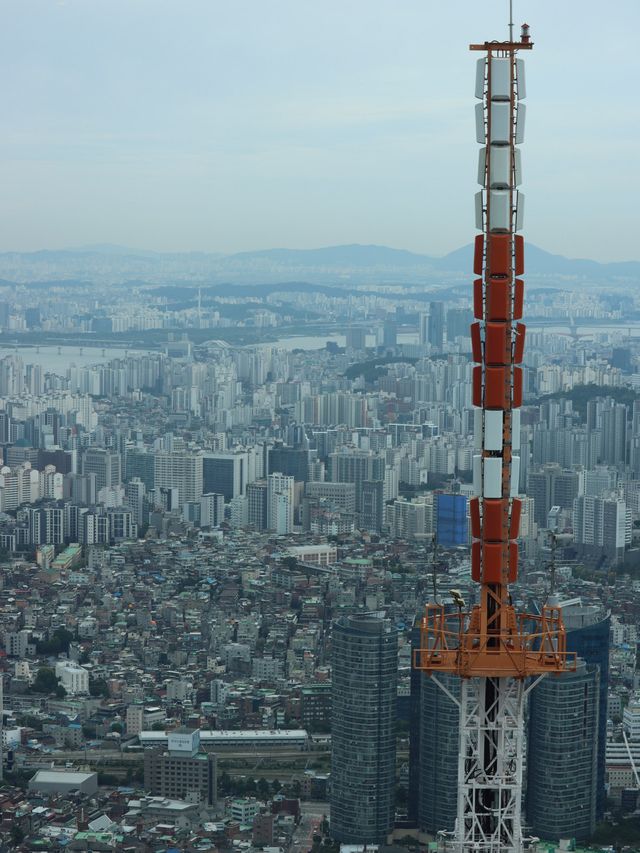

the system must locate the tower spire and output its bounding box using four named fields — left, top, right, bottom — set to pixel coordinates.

left=414, top=22, right=576, bottom=853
